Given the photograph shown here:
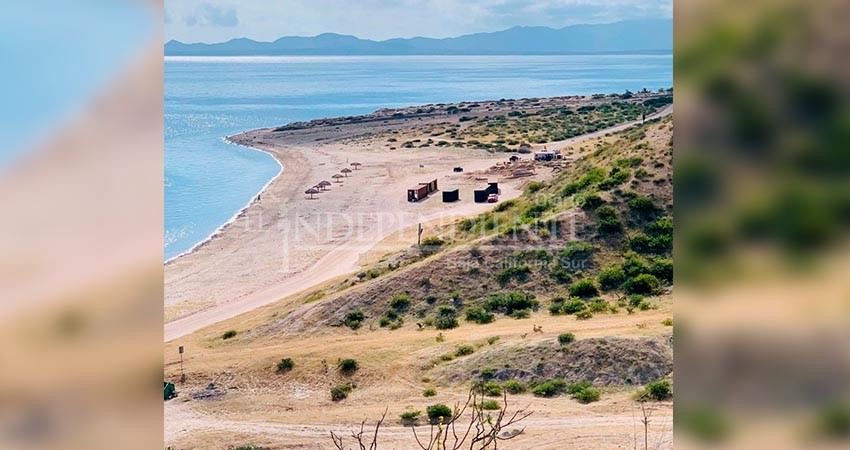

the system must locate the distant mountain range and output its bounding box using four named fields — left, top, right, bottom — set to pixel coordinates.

left=165, top=19, right=671, bottom=56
